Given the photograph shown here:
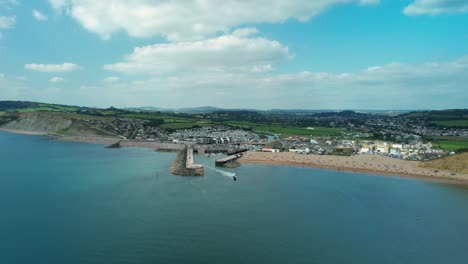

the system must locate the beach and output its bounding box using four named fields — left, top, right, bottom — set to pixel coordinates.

left=238, top=151, right=468, bottom=185
left=2, top=128, right=467, bottom=185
